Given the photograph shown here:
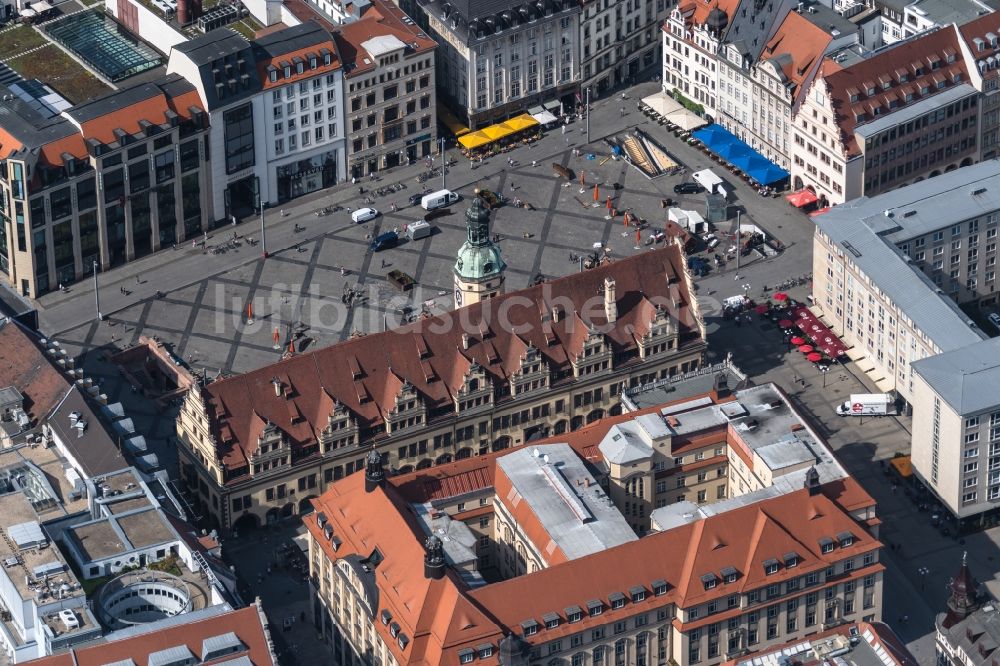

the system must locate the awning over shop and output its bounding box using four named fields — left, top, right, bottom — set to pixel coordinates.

left=543, top=100, right=561, bottom=112
left=18, top=7, right=35, bottom=16
left=528, top=105, right=545, bottom=115
left=664, top=109, right=707, bottom=130
left=786, top=189, right=819, bottom=208
left=458, top=114, right=539, bottom=150
left=438, top=104, right=470, bottom=137
left=532, top=110, right=558, bottom=125
left=641, top=92, right=684, bottom=117
left=890, top=455, right=912, bottom=478
left=691, top=123, right=790, bottom=185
